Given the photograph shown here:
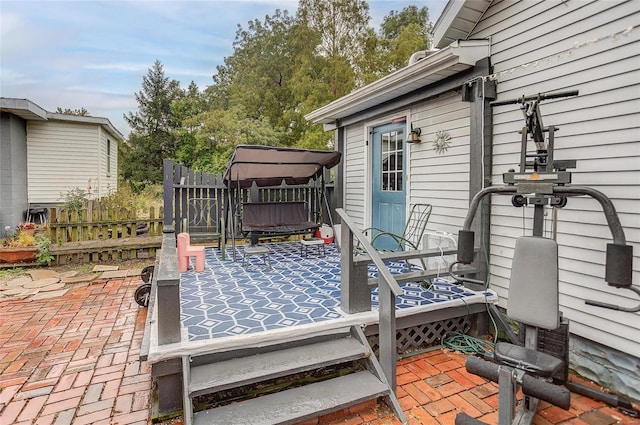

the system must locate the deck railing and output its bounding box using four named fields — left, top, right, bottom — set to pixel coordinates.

left=335, top=208, right=403, bottom=391
left=163, top=159, right=334, bottom=240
